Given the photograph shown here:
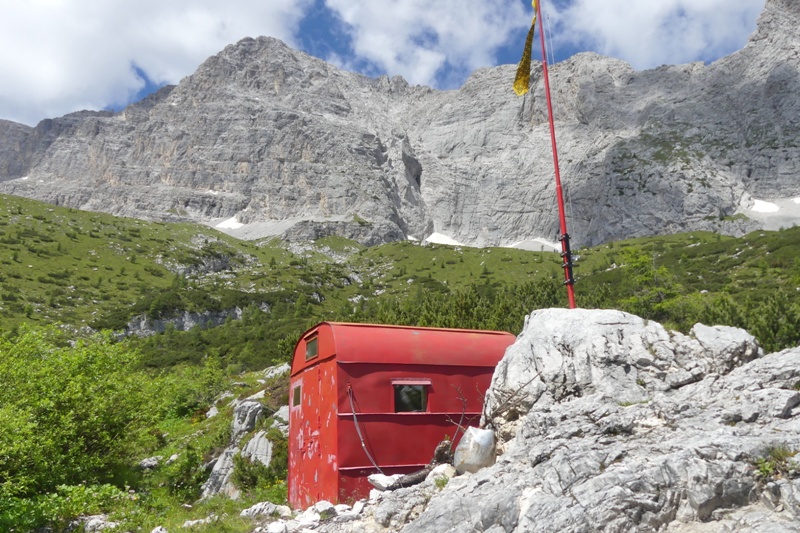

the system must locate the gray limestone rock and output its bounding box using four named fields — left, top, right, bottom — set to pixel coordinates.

left=1, top=0, right=798, bottom=247
left=264, top=363, right=291, bottom=380
left=312, top=308, right=800, bottom=533
left=407, top=312, right=798, bottom=533
left=232, top=400, right=263, bottom=439
left=240, top=501, right=277, bottom=518
left=267, top=522, right=288, bottom=533
left=202, top=393, right=284, bottom=499
left=273, top=405, right=290, bottom=434
left=79, top=515, right=118, bottom=531
left=241, top=430, right=273, bottom=466
left=137, top=455, right=162, bottom=470
left=369, top=474, right=403, bottom=491
left=182, top=514, right=217, bottom=528
left=313, top=500, right=338, bottom=519
left=125, top=308, right=245, bottom=337
left=200, top=446, right=240, bottom=499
